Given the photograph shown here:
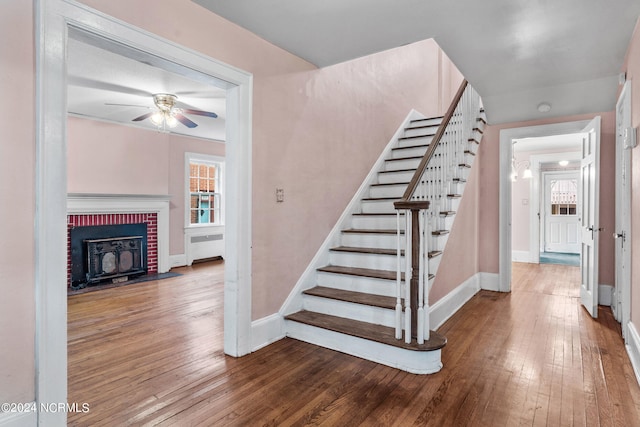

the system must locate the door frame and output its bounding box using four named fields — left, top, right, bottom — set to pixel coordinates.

left=36, top=1, right=253, bottom=424
left=541, top=169, right=581, bottom=254
left=500, top=120, right=590, bottom=292
left=615, top=80, right=632, bottom=339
